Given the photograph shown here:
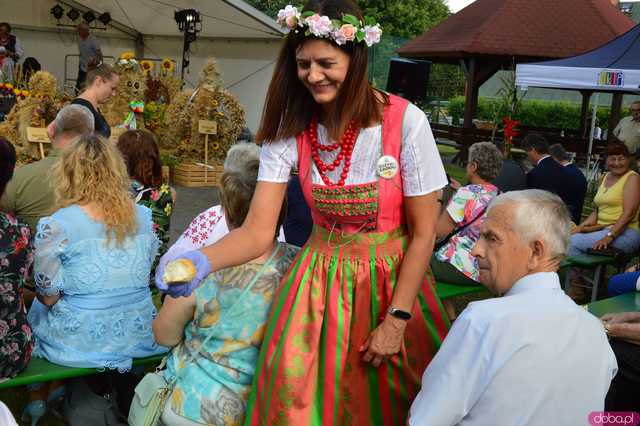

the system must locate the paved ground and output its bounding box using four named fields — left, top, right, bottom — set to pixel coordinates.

left=170, top=185, right=221, bottom=244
